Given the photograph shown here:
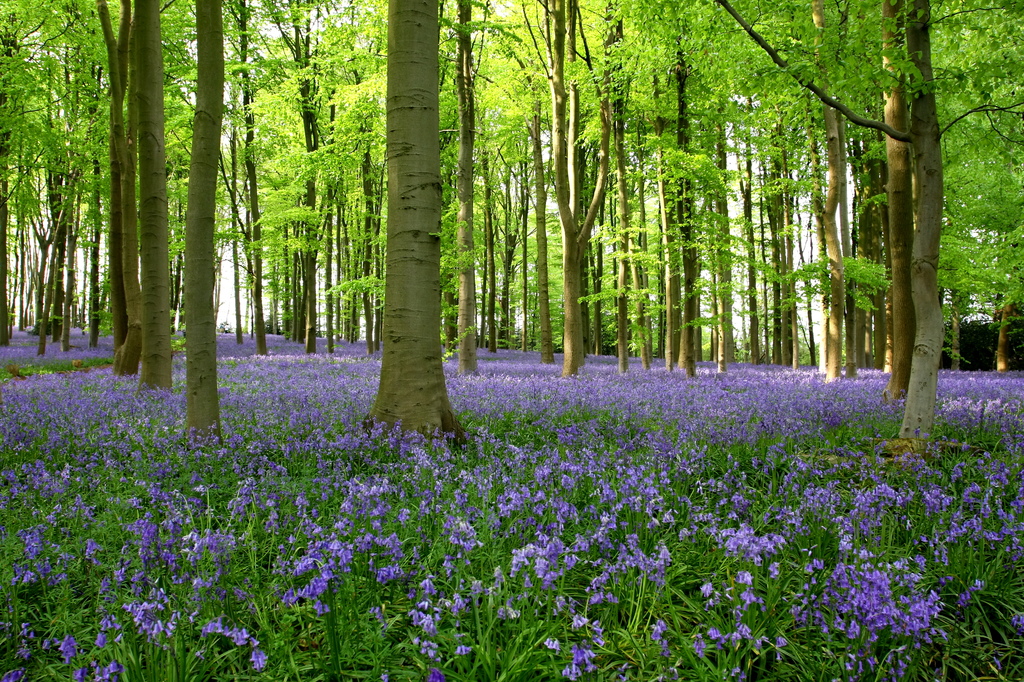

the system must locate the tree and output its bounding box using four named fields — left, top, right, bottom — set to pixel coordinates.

left=368, top=0, right=463, bottom=439
left=136, top=0, right=172, bottom=389
left=715, top=0, right=949, bottom=436
left=455, top=0, right=477, bottom=374
left=184, top=0, right=224, bottom=440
